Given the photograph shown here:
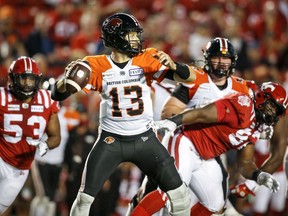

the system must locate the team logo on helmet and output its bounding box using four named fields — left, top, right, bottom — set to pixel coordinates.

left=105, top=18, right=123, bottom=33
